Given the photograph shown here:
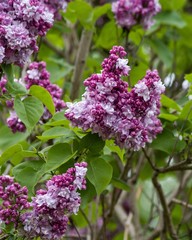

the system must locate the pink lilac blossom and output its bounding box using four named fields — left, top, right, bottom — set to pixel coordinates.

left=112, top=0, right=161, bottom=30
left=43, top=0, right=71, bottom=20
left=21, top=162, right=87, bottom=240
left=0, top=175, right=29, bottom=226
left=65, top=46, right=165, bottom=151
left=0, top=0, right=54, bottom=66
